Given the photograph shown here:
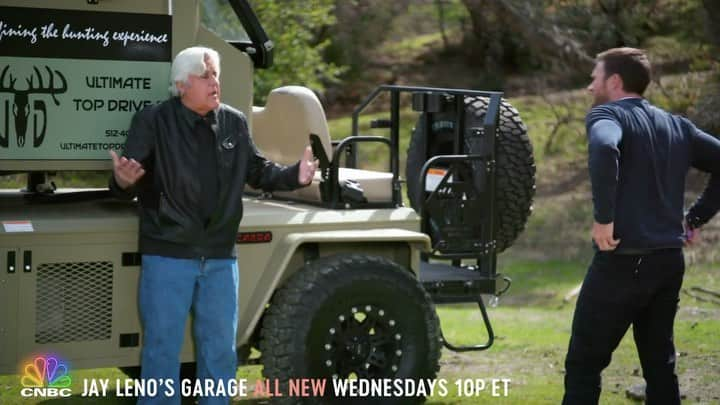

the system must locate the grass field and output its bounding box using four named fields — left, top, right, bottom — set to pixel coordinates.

left=0, top=259, right=717, bottom=404
left=429, top=259, right=720, bottom=404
